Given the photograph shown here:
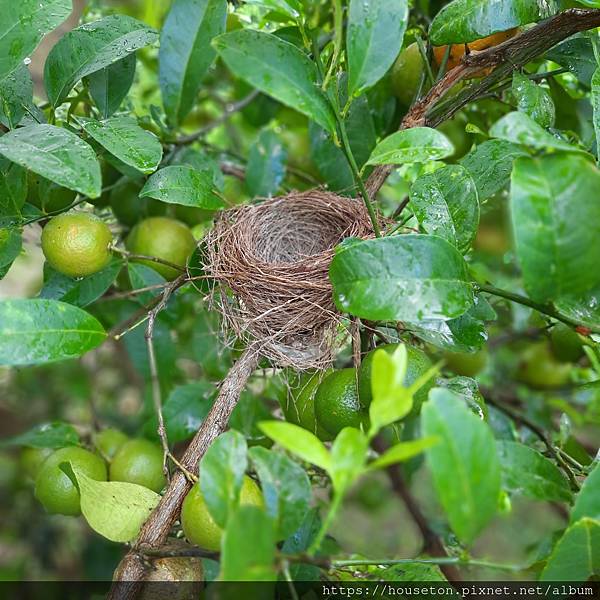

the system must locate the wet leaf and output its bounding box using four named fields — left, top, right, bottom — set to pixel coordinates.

left=511, top=71, right=555, bottom=128
left=0, top=124, right=102, bottom=198
left=0, top=227, right=21, bottom=279
left=330, top=234, right=474, bottom=322
left=0, top=64, right=33, bottom=129
left=44, top=15, right=158, bottom=106
left=160, top=0, right=227, bottom=126
left=0, top=299, right=106, bottom=365
left=83, top=117, right=163, bottom=175
left=140, top=165, right=224, bottom=208
left=245, top=129, right=287, bottom=198
left=1, top=422, right=79, bottom=449
left=213, top=30, right=336, bottom=134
